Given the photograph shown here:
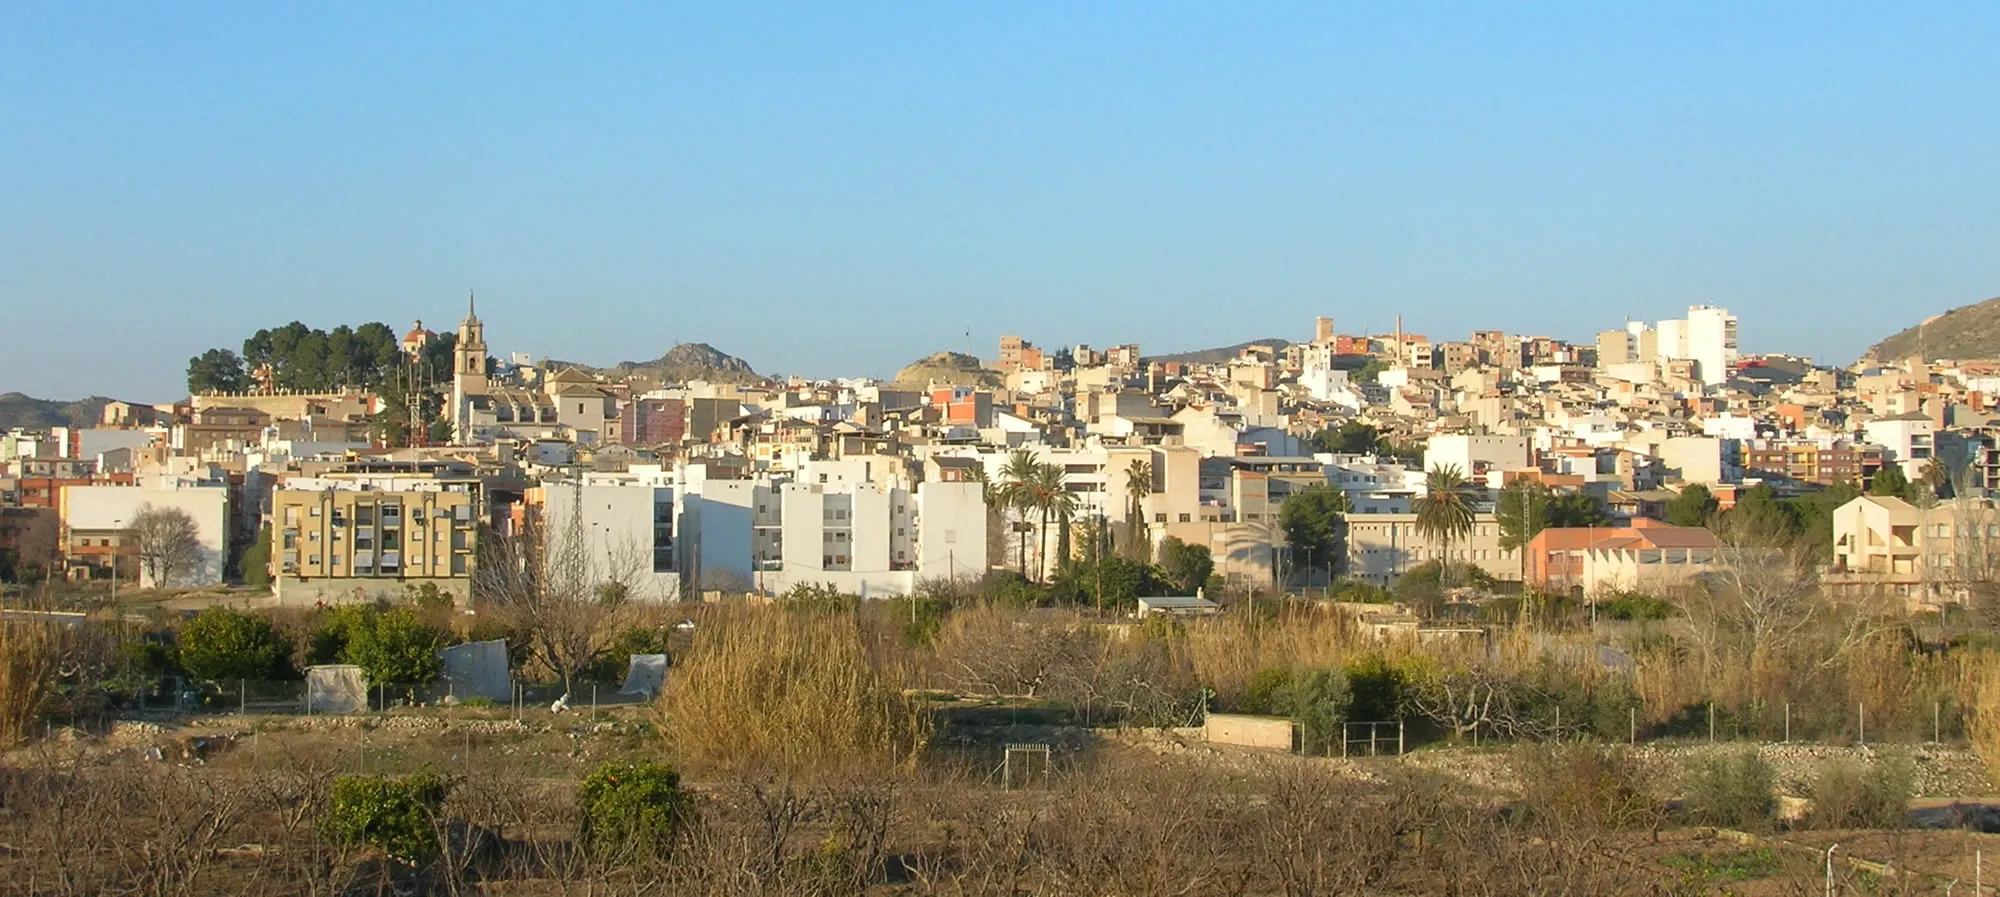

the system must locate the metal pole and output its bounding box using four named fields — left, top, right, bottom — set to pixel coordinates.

left=1708, top=702, right=1715, bottom=744
left=1936, top=700, right=1943, bottom=744
left=1859, top=702, right=1866, bottom=747
left=1629, top=707, right=1637, bottom=745
left=240, top=680, right=246, bottom=715
left=1398, top=719, right=1405, bottom=756
left=1825, top=843, right=1839, bottom=897
left=1785, top=702, right=1791, bottom=744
